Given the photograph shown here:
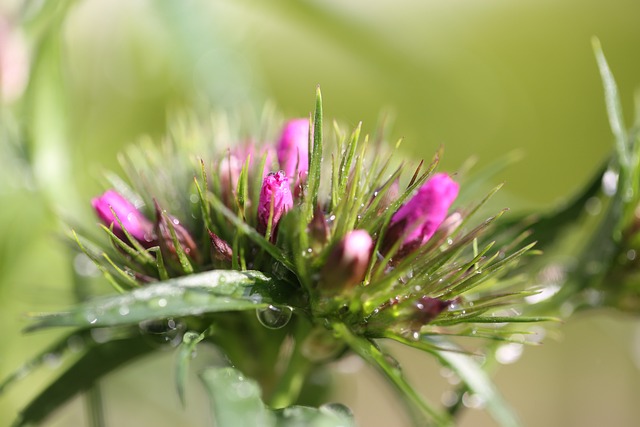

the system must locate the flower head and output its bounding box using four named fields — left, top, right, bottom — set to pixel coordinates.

left=92, top=190, right=155, bottom=247
left=385, top=173, right=459, bottom=252
left=277, top=118, right=310, bottom=179
left=258, top=171, right=294, bottom=240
